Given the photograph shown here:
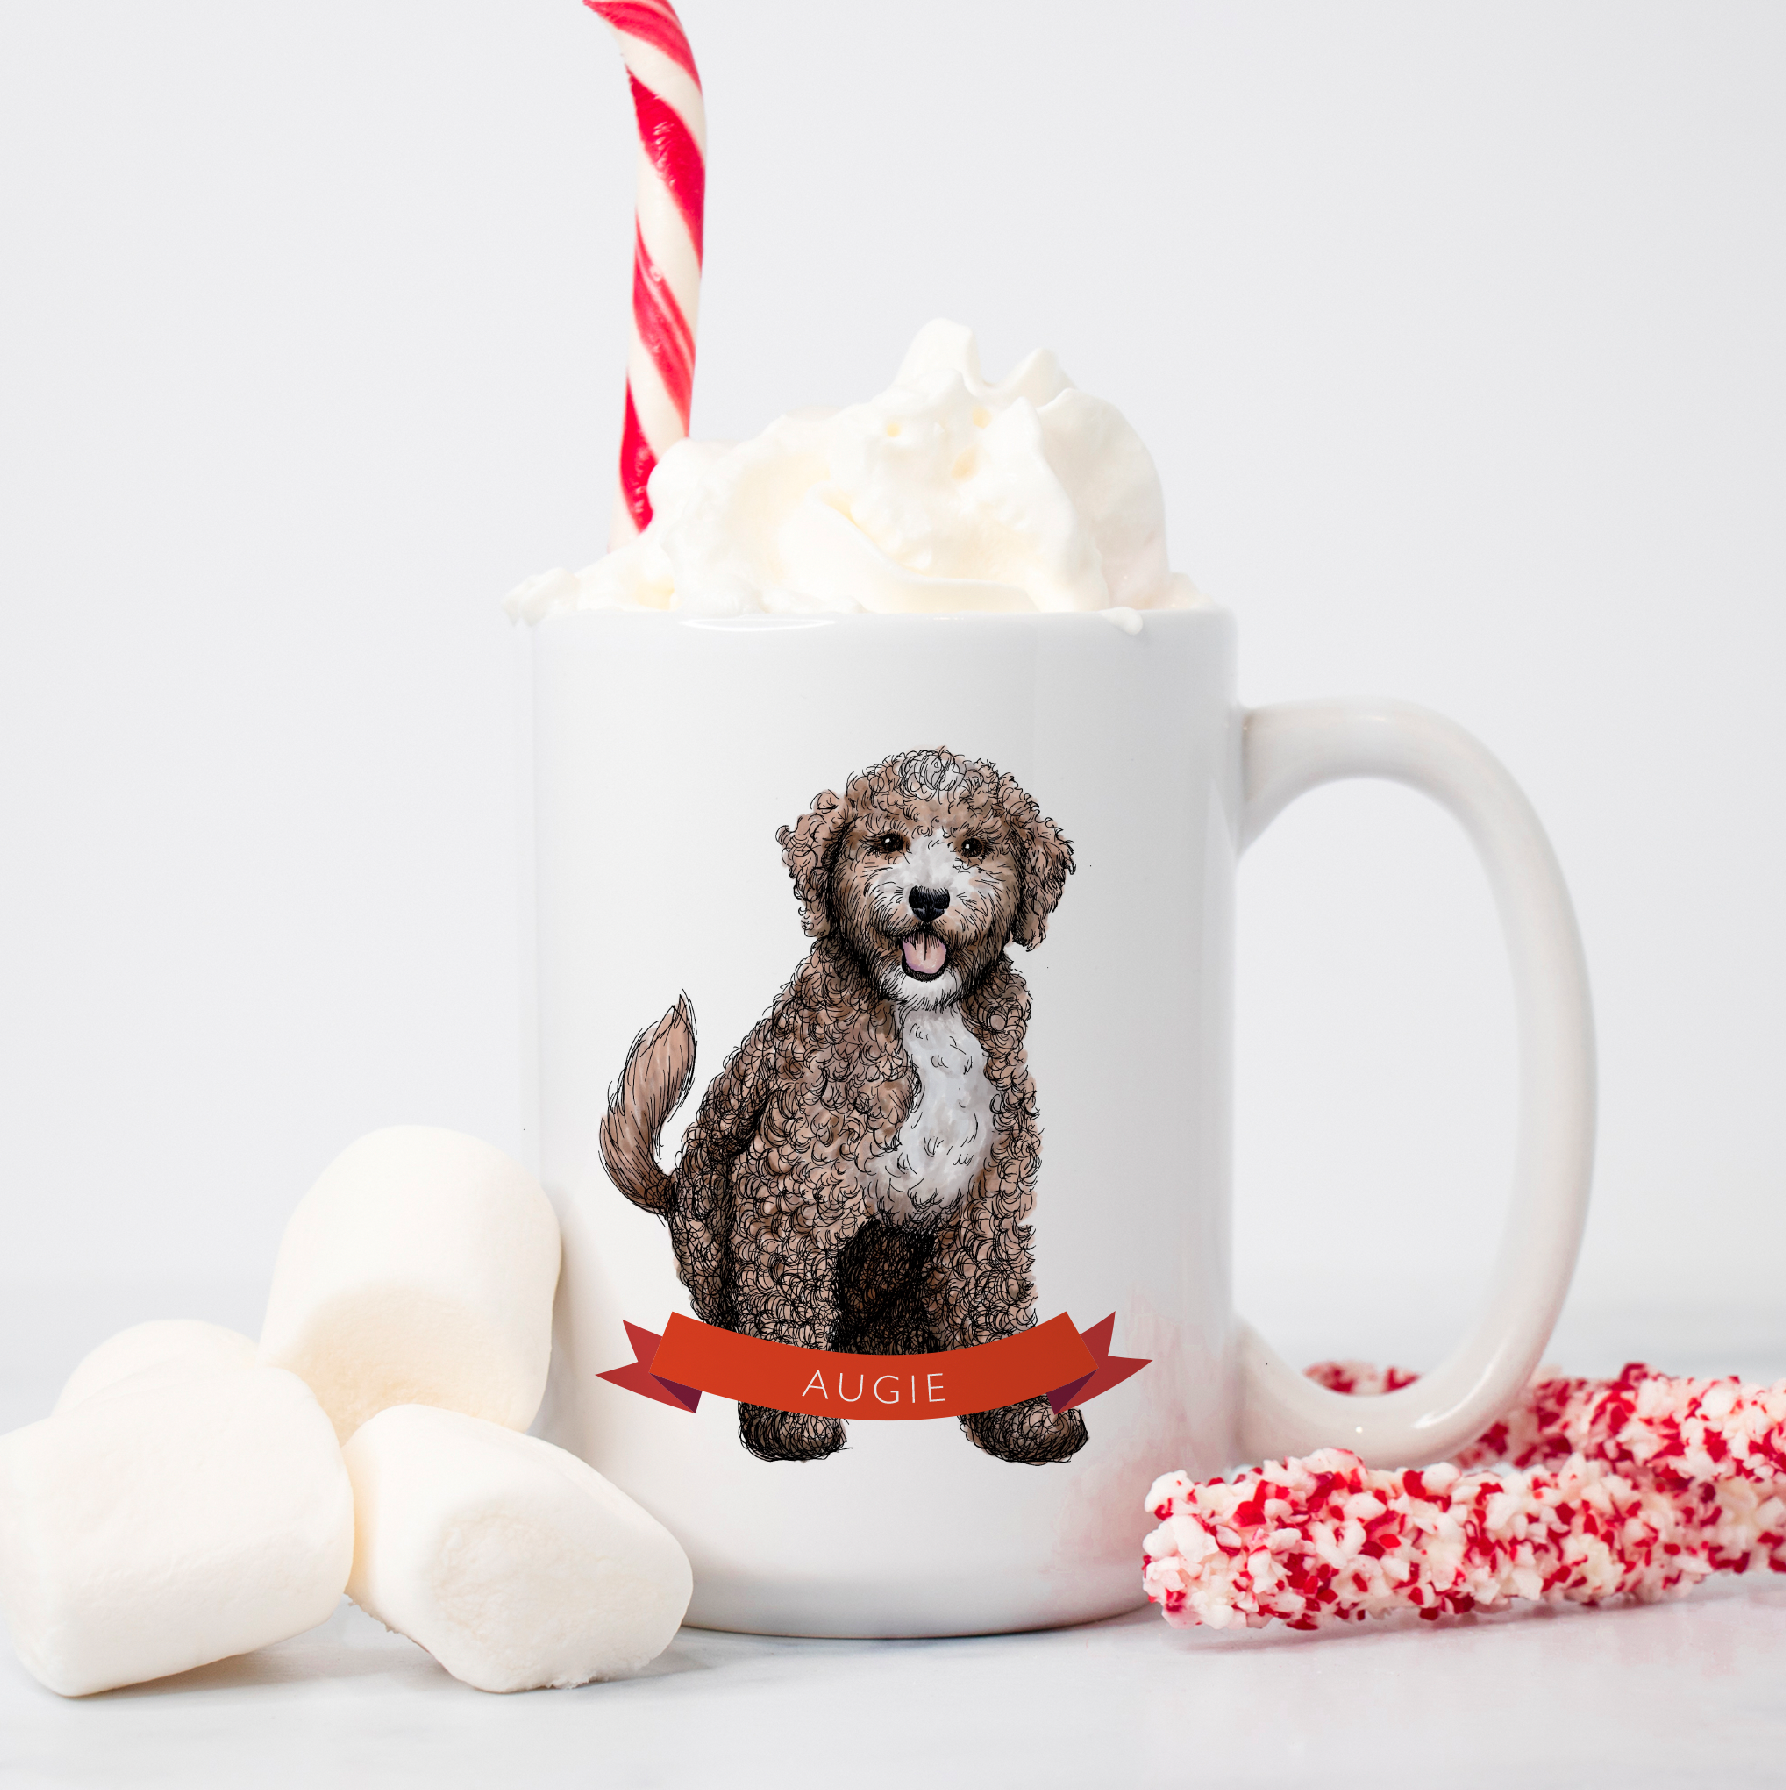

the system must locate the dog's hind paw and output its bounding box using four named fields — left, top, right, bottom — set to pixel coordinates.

left=960, top=1397, right=1088, bottom=1466
left=739, top=1404, right=848, bottom=1463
